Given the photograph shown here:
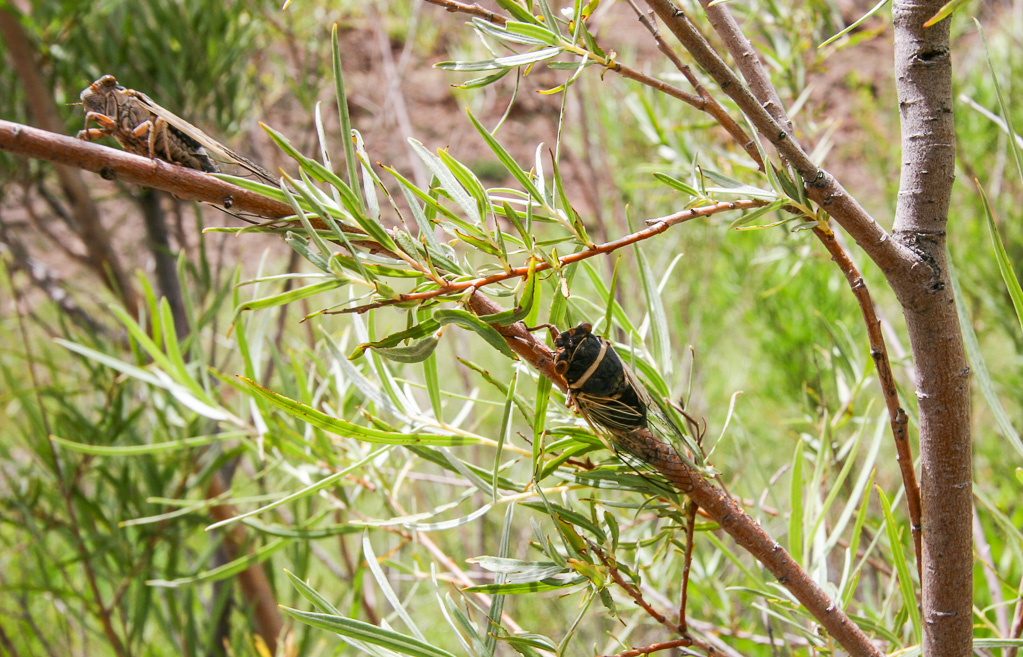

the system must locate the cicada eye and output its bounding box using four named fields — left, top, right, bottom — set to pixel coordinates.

left=555, top=360, right=569, bottom=376
left=580, top=322, right=592, bottom=333
left=100, top=75, right=118, bottom=87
